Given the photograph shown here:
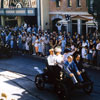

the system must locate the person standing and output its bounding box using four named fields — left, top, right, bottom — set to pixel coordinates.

left=96, top=40, right=100, bottom=67
left=56, top=23, right=62, bottom=34
left=44, top=37, right=49, bottom=56
left=10, top=34, right=14, bottom=53
left=18, top=32, right=22, bottom=53
left=32, top=34, right=36, bottom=55
left=61, top=36, right=66, bottom=54
left=25, top=34, right=30, bottom=54
left=34, top=36, right=39, bottom=55
left=81, top=40, right=87, bottom=62
left=22, top=34, right=26, bottom=55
